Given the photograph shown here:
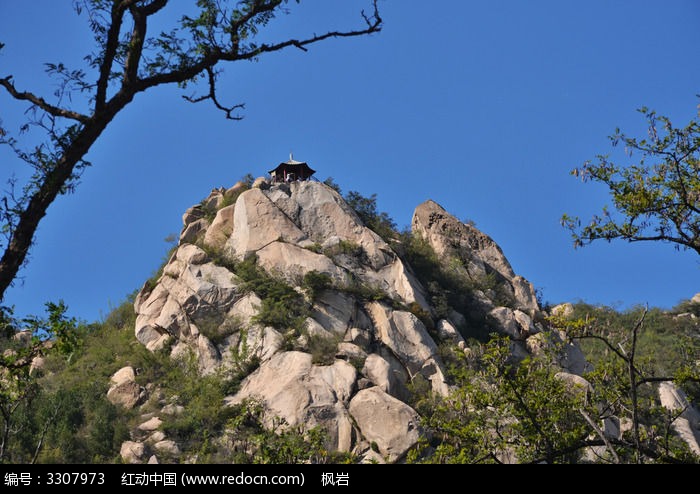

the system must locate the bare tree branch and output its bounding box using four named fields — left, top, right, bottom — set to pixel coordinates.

left=628, top=306, right=646, bottom=464
left=0, top=0, right=384, bottom=303
left=183, top=67, right=244, bottom=120
left=136, top=3, right=382, bottom=92
left=0, top=77, right=89, bottom=123
left=579, top=408, right=620, bottom=464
